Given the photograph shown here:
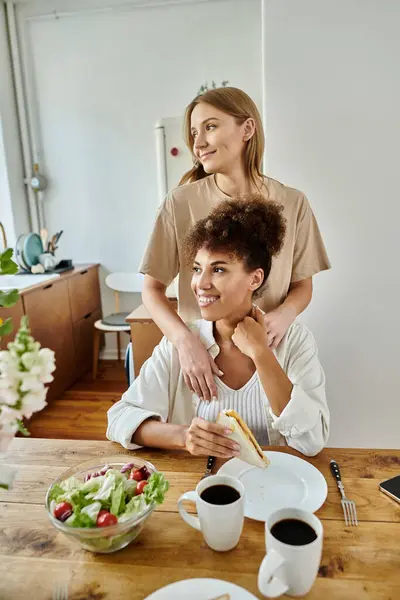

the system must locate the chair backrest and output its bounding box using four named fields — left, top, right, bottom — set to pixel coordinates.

left=105, top=272, right=144, bottom=293
left=106, top=272, right=178, bottom=298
